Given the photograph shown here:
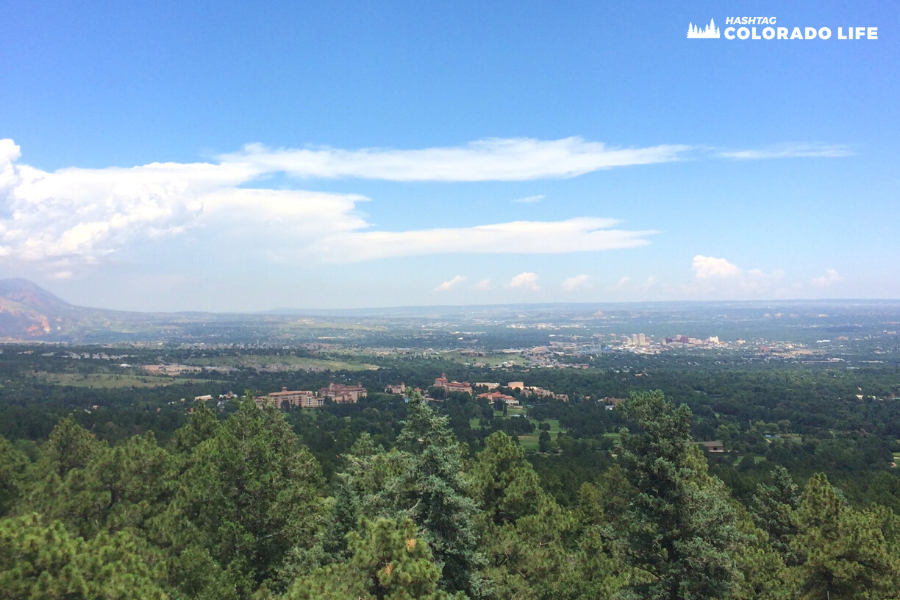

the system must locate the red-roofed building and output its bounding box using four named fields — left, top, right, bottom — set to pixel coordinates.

left=478, top=391, right=519, bottom=406
left=434, top=373, right=472, bottom=395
